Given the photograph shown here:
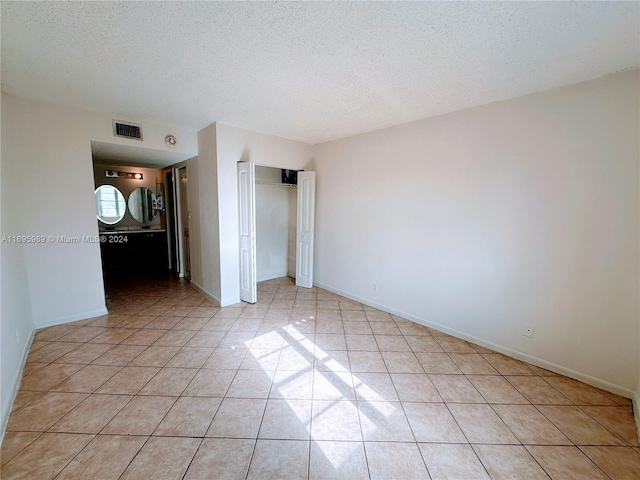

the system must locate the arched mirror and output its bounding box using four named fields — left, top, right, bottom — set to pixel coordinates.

left=128, top=187, right=157, bottom=224
left=95, top=185, right=126, bottom=225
